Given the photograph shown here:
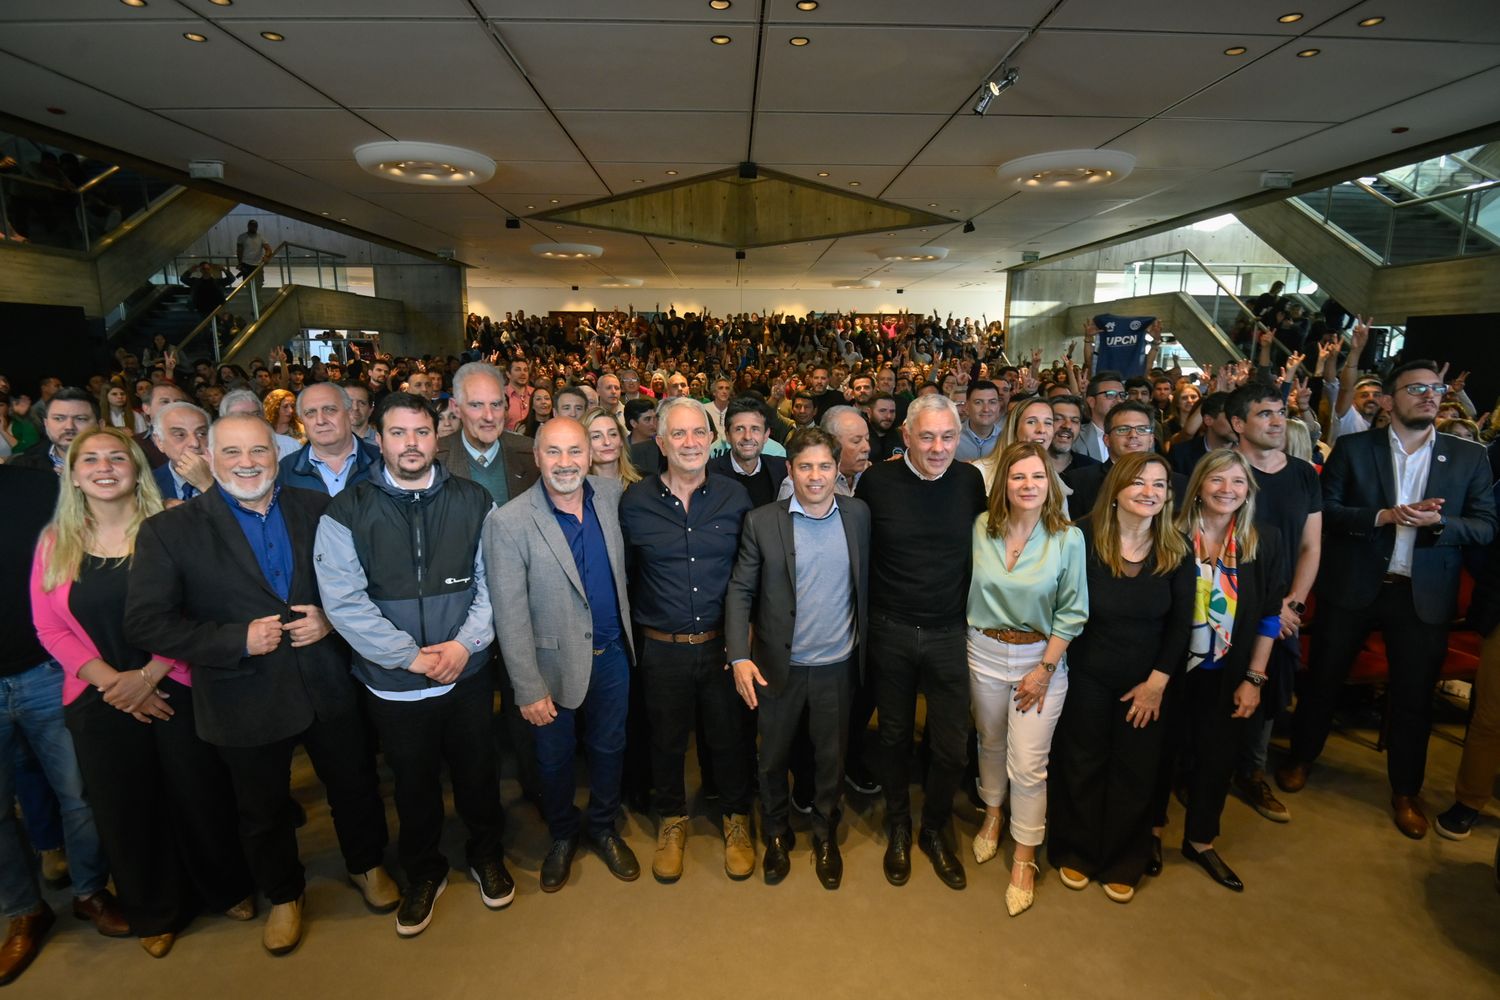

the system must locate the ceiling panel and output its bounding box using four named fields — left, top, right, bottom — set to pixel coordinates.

left=559, top=111, right=747, bottom=164
left=1312, top=1, right=1500, bottom=44
left=915, top=115, right=1144, bottom=167
left=1047, top=0, right=1350, bottom=34
left=1107, top=118, right=1332, bottom=170
left=354, top=109, right=582, bottom=162
left=181, top=0, right=475, bottom=16
left=752, top=113, right=946, bottom=166
left=157, top=109, right=388, bottom=161
left=471, top=162, right=612, bottom=198
left=765, top=0, right=1055, bottom=26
